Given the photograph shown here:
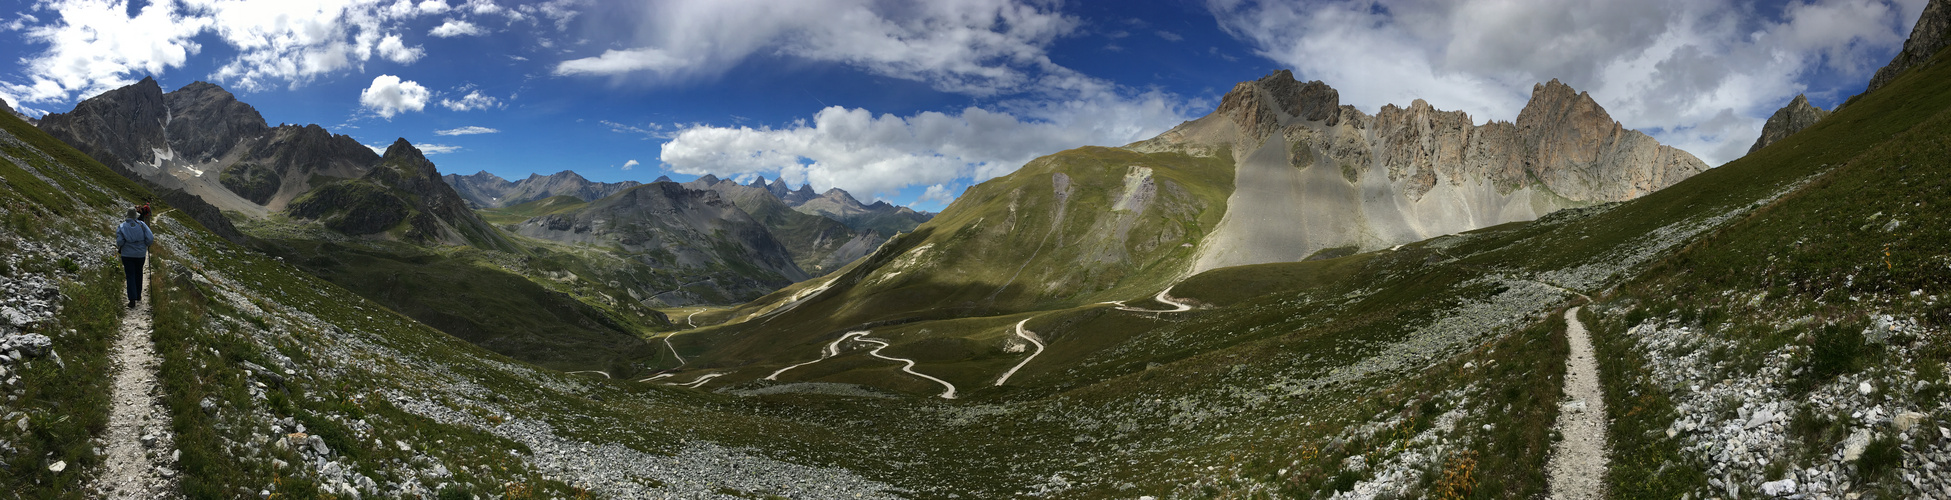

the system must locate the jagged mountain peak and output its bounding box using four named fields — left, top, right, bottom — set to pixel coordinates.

left=654, top=175, right=674, bottom=183
left=381, top=138, right=433, bottom=168
left=1748, top=94, right=1830, bottom=155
